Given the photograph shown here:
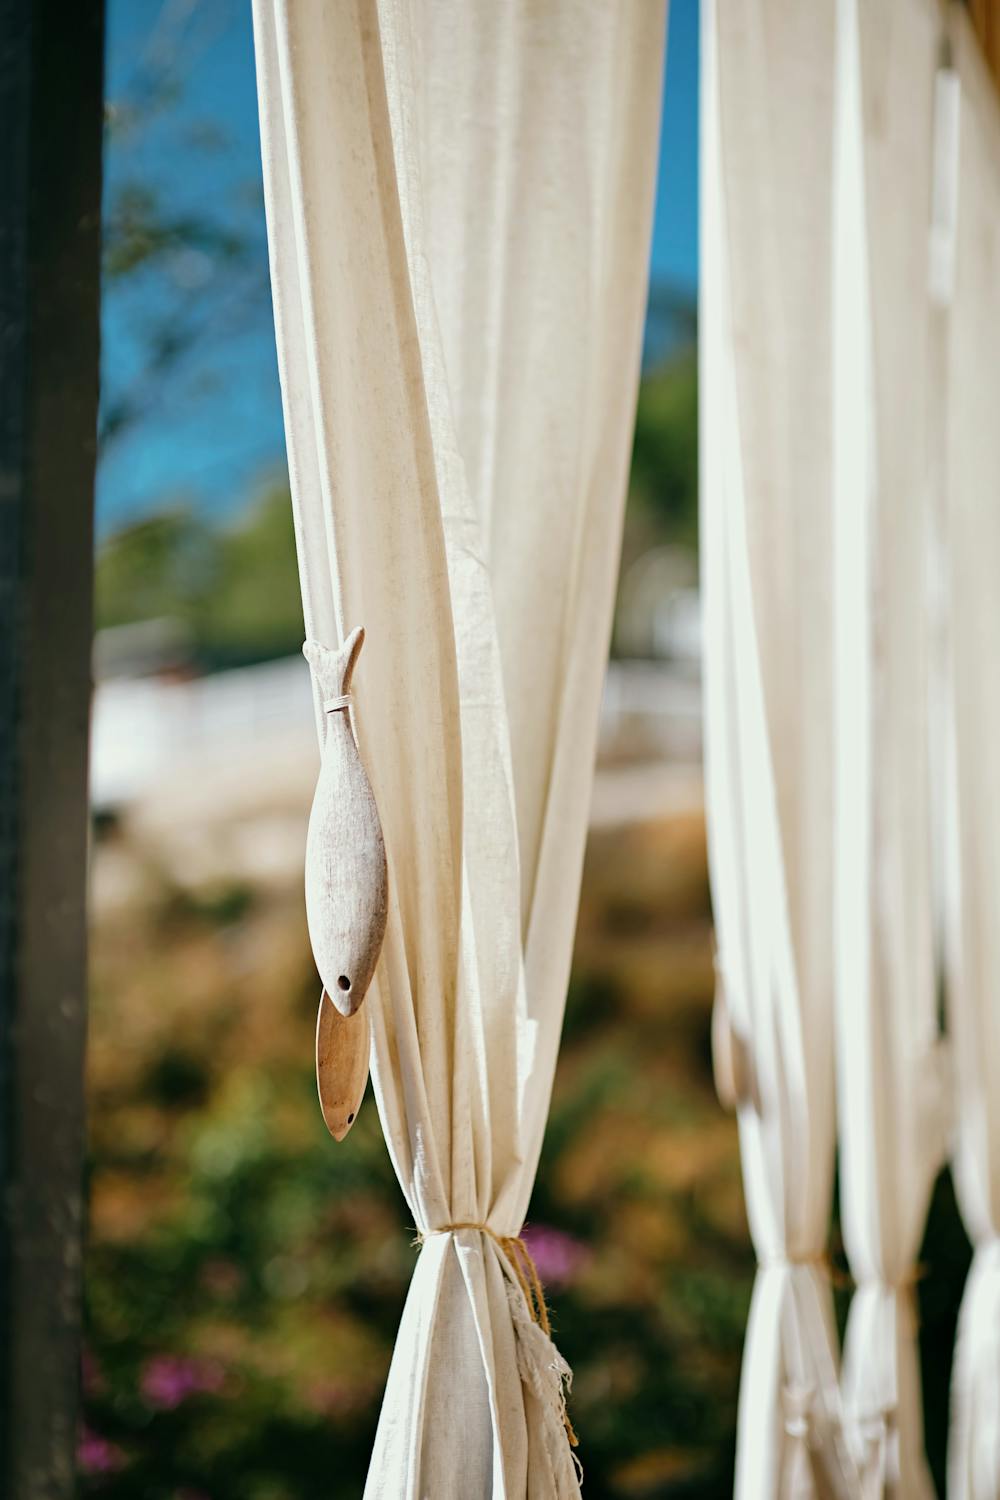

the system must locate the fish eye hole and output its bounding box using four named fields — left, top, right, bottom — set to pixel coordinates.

left=338, top=975, right=351, bottom=992
left=347, top=1112, right=354, bottom=1124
